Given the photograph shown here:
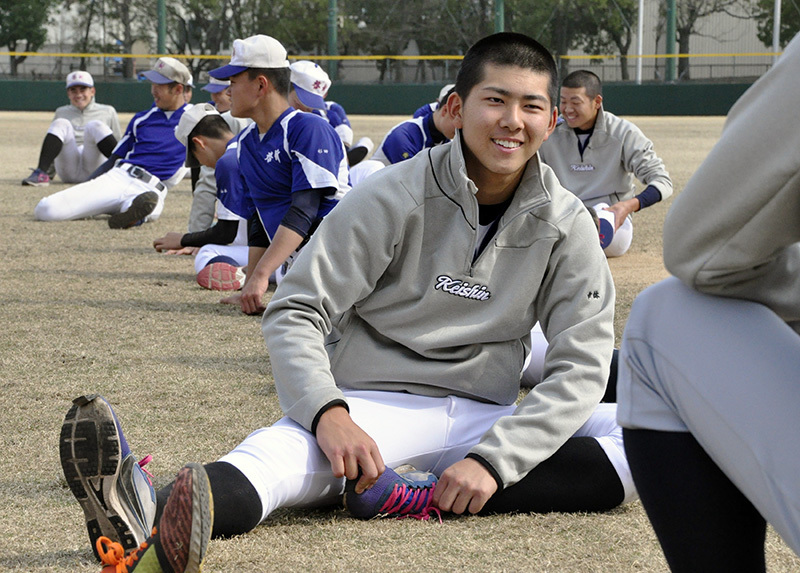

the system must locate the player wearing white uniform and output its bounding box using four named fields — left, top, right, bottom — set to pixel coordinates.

left=370, top=88, right=458, bottom=166
left=22, top=71, right=121, bottom=186
left=34, top=57, right=191, bottom=229
left=617, top=33, right=800, bottom=572
left=58, top=35, right=637, bottom=573
left=538, top=70, right=672, bottom=257
left=153, top=104, right=251, bottom=291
